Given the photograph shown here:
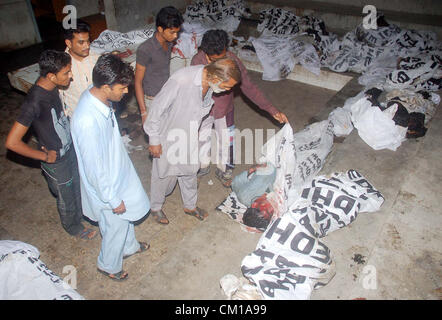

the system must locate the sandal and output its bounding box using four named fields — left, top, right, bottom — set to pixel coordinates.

left=215, top=168, right=233, bottom=188
left=150, top=209, right=169, bottom=224
left=123, top=242, right=150, bottom=260
left=77, top=227, right=98, bottom=240
left=184, top=207, right=208, bottom=221
left=97, top=268, right=129, bottom=281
